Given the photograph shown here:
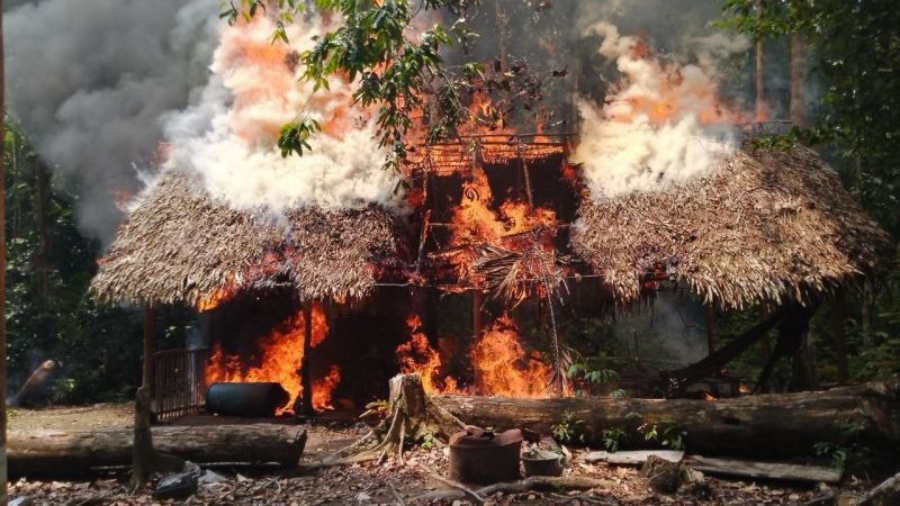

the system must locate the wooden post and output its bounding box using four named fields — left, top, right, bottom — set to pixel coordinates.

left=832, top=288, right=849, bottom=385
left=142, top=305, right=156, bottom=391
left=521, top=151, right=535, bottom=208
left=704, top=304, right=715, bottom=355
left=759, top=304, right=772, bottom=363
left=301, top=304, right=314, bottom=416
left=472, top=290, right=484, bottom=391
